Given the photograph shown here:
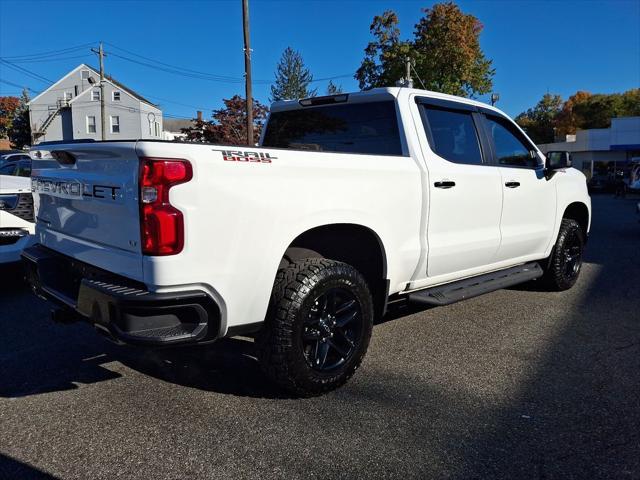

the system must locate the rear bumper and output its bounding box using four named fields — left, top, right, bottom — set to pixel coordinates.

left=0, top=232, right=35, bottom=264
left=21, top=244, right=221, bottom=346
